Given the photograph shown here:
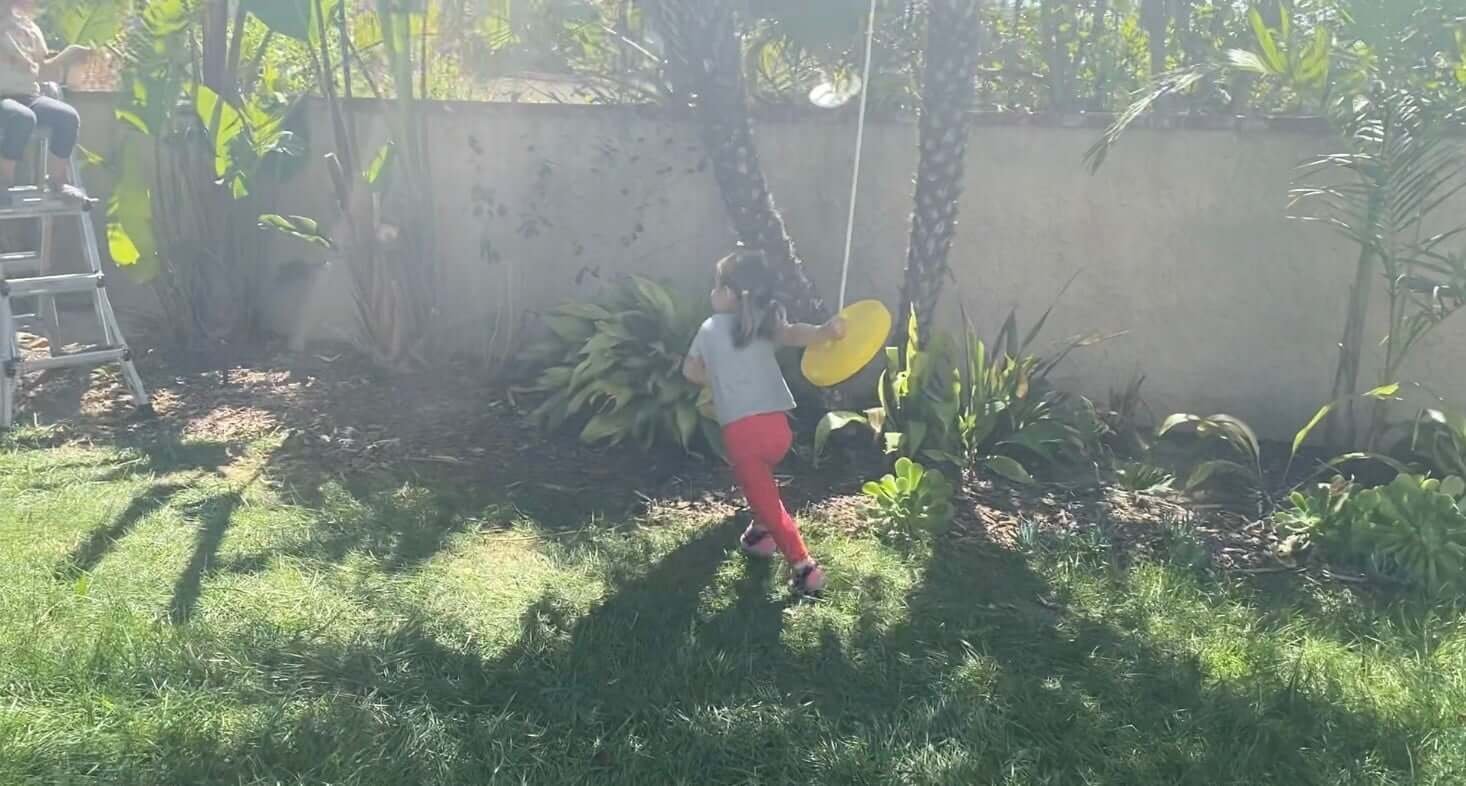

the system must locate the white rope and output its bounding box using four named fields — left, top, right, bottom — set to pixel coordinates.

left=837, top=0, right=879, bottom=312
